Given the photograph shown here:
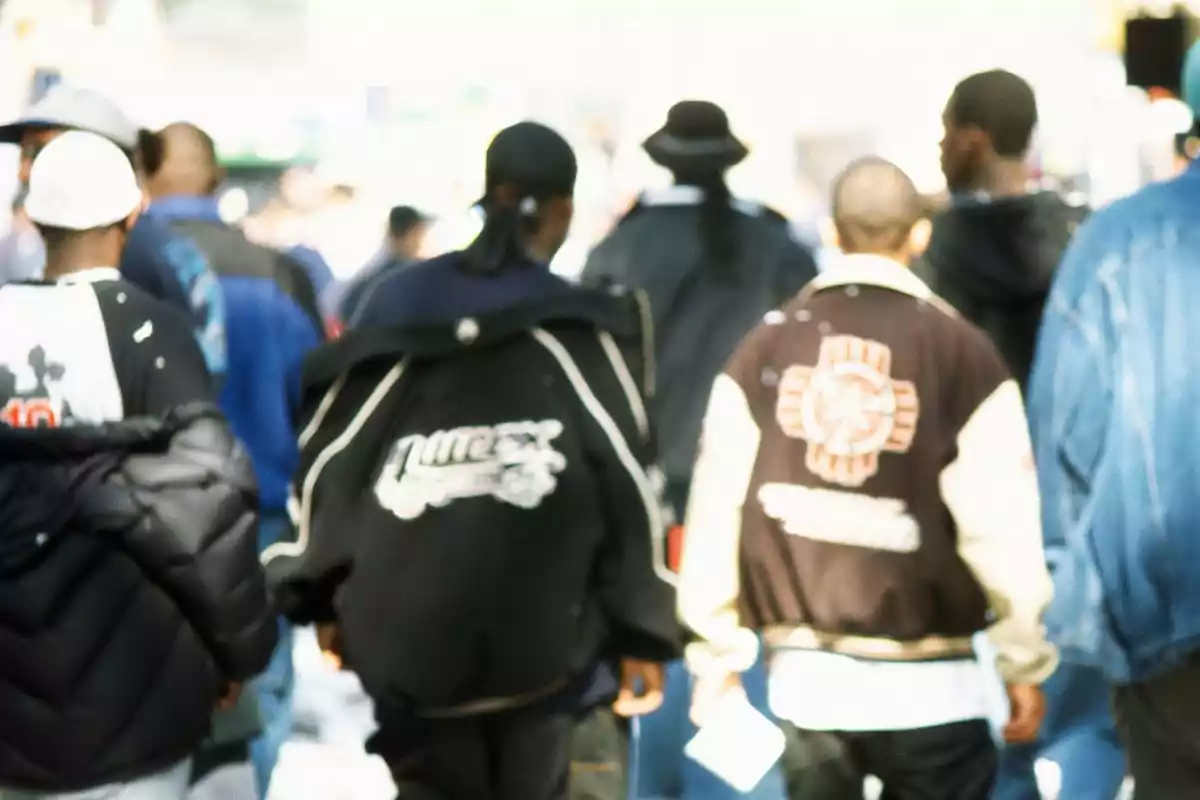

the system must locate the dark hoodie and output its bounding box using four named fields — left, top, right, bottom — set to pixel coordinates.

left=916, top=192, right=1088, bottom=388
